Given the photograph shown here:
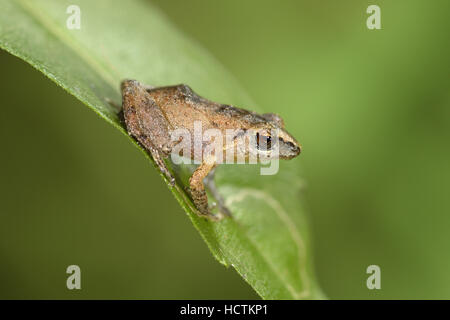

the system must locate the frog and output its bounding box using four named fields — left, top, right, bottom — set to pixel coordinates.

left=120, top=79, right=301, bottom=220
